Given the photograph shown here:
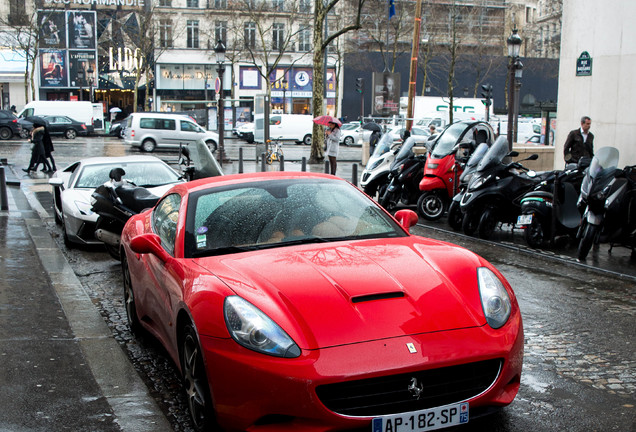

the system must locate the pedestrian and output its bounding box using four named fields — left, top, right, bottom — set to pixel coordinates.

left=41, top=124, right=56, bottom=172
left=10, top=105, right=17, bottom=114
left=23, top=120, right=51, bottom=173
left=324, top=121, right=341, bottom=175
left=429, top=124, right=436, bottom=135
left=369, top=129, right=381, bottom=156
left=563, top=116, right=594, bottom=164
